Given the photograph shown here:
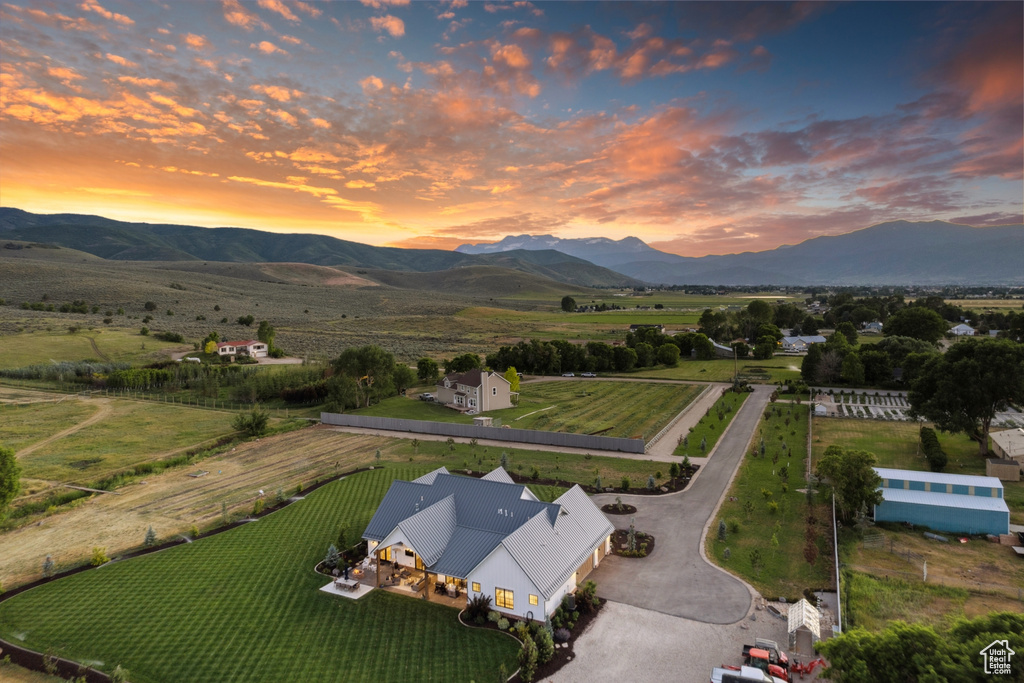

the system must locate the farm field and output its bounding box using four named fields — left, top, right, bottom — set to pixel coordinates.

left=841, top=526, right=1024, bottom=632
left=0, top=662, right=63, bottom=683
left=627, top=355, right=802, bottom=383
left=811, top=417, right=1024, bottom=525
left=0, top=425, right=666, bottom=588
left=3, top=396, right=253, bottom=484
left=0, top=468, right=520, bottom=683
left=356, top=380, right=703, bottom=441
left=0, top=329, right=182, bottom=368
left=707, top=403, right=834, bottom=599
left=673, top=390, right=749, bottom=457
